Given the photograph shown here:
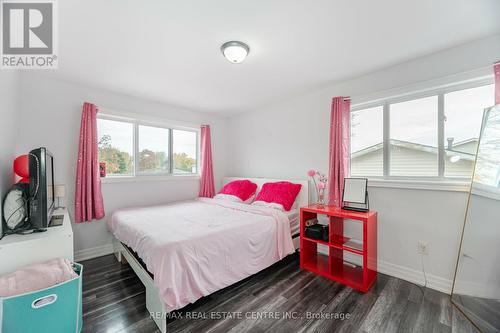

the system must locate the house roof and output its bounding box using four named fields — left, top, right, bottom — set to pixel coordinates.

left=352, top=139, right=475, bottom=161
left=451, top=138, right=478, bottom=147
